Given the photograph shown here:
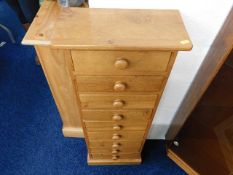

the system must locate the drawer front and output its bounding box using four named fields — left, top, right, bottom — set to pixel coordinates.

left=84, top=121, right=148, bottom=131
left=76, top=75, right=165, bottom=92
left=87, top=131, right=145, bottom=141
left=89, top=140, right=142, bottom=151
left=82, top=109, right=152, bottom=121
left=90, top=147, right=140, bottom=154
left=90, top=153, right=140, bottom=160
left=79, top=93, right=158, bottom=109
left=71, top=51, right=171, bottom=75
